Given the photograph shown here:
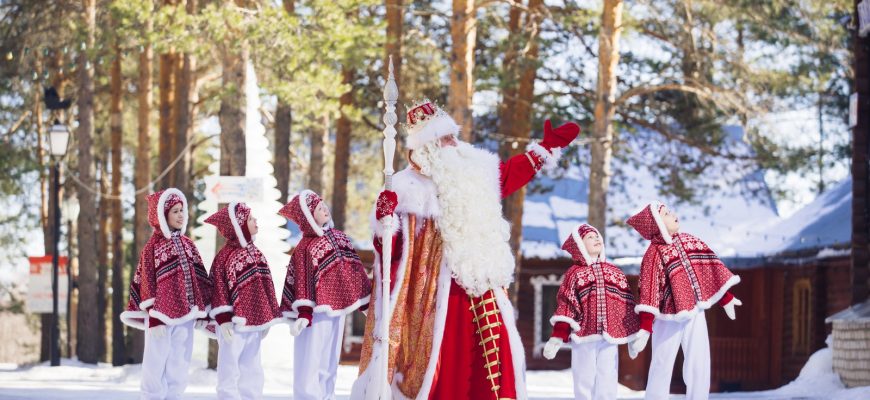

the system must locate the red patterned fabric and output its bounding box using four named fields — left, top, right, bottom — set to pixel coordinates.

left=206, top=203, right=281, bottom=331
left=635, top=232, right=739, bottom=321
left=120, top=189, right=212, bottom=330
left=375, top=190, right=398, bottom=220
left=626, top=202, right=669, bottom=244
left=550, top=227, right=639, bottom=344
left=280, top=193, right=371, bottom=318
left=279, top=190, right=325, bottom=237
